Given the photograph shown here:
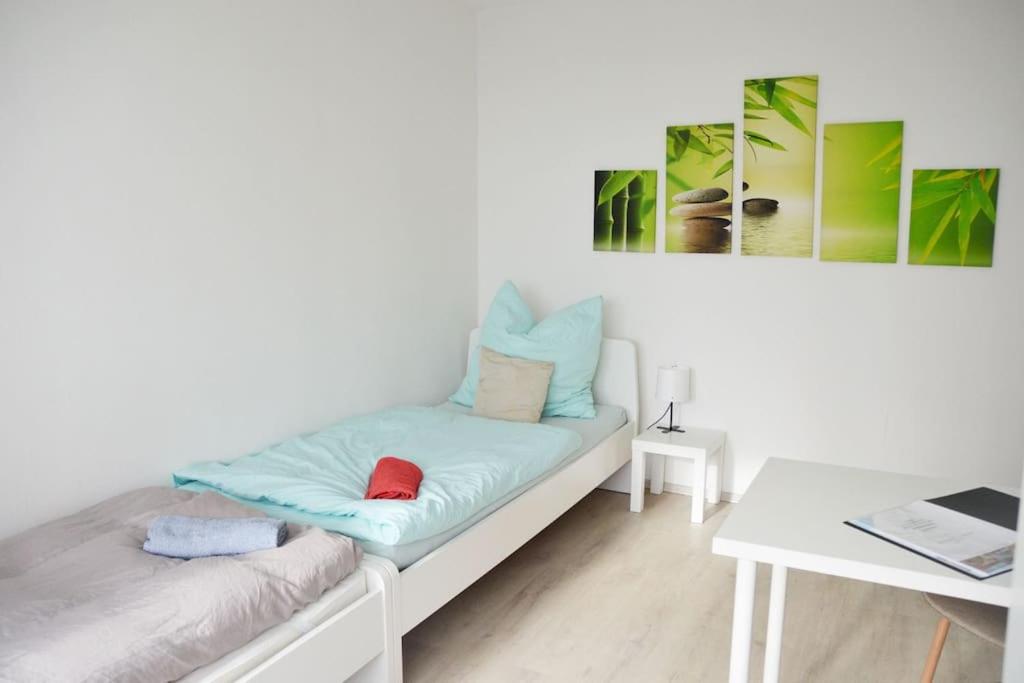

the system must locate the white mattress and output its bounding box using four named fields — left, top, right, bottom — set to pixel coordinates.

left=358, top=402, right=629, bottom=568
left=181, top=569, right=368, bottom=682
